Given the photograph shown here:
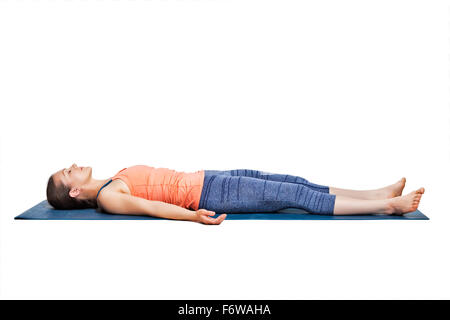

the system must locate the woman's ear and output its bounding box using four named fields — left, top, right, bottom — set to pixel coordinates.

left=69, top=187, right=81, bottom=198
